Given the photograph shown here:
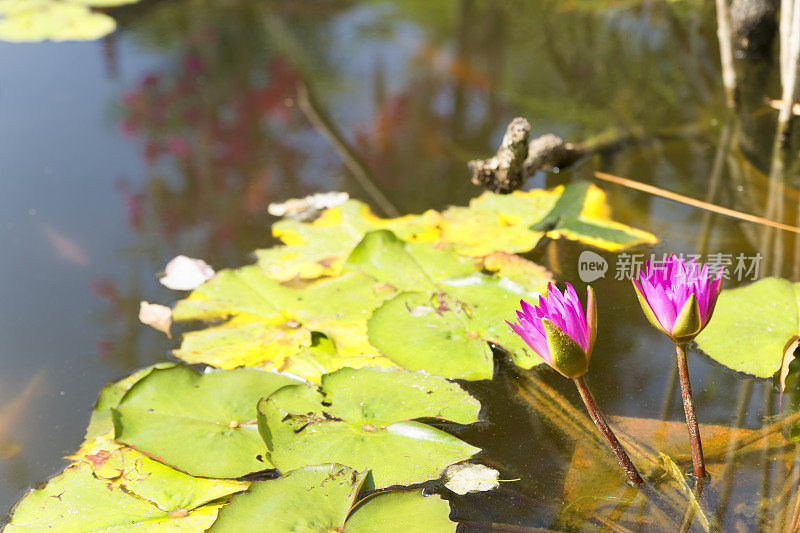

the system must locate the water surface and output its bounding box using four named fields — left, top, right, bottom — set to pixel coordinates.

left=0, top=1, right=796, bottom=530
